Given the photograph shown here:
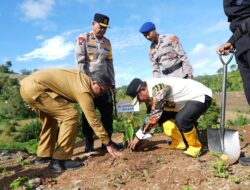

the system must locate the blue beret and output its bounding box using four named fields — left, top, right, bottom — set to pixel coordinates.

left=139, top=22, right=156, bottom=33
